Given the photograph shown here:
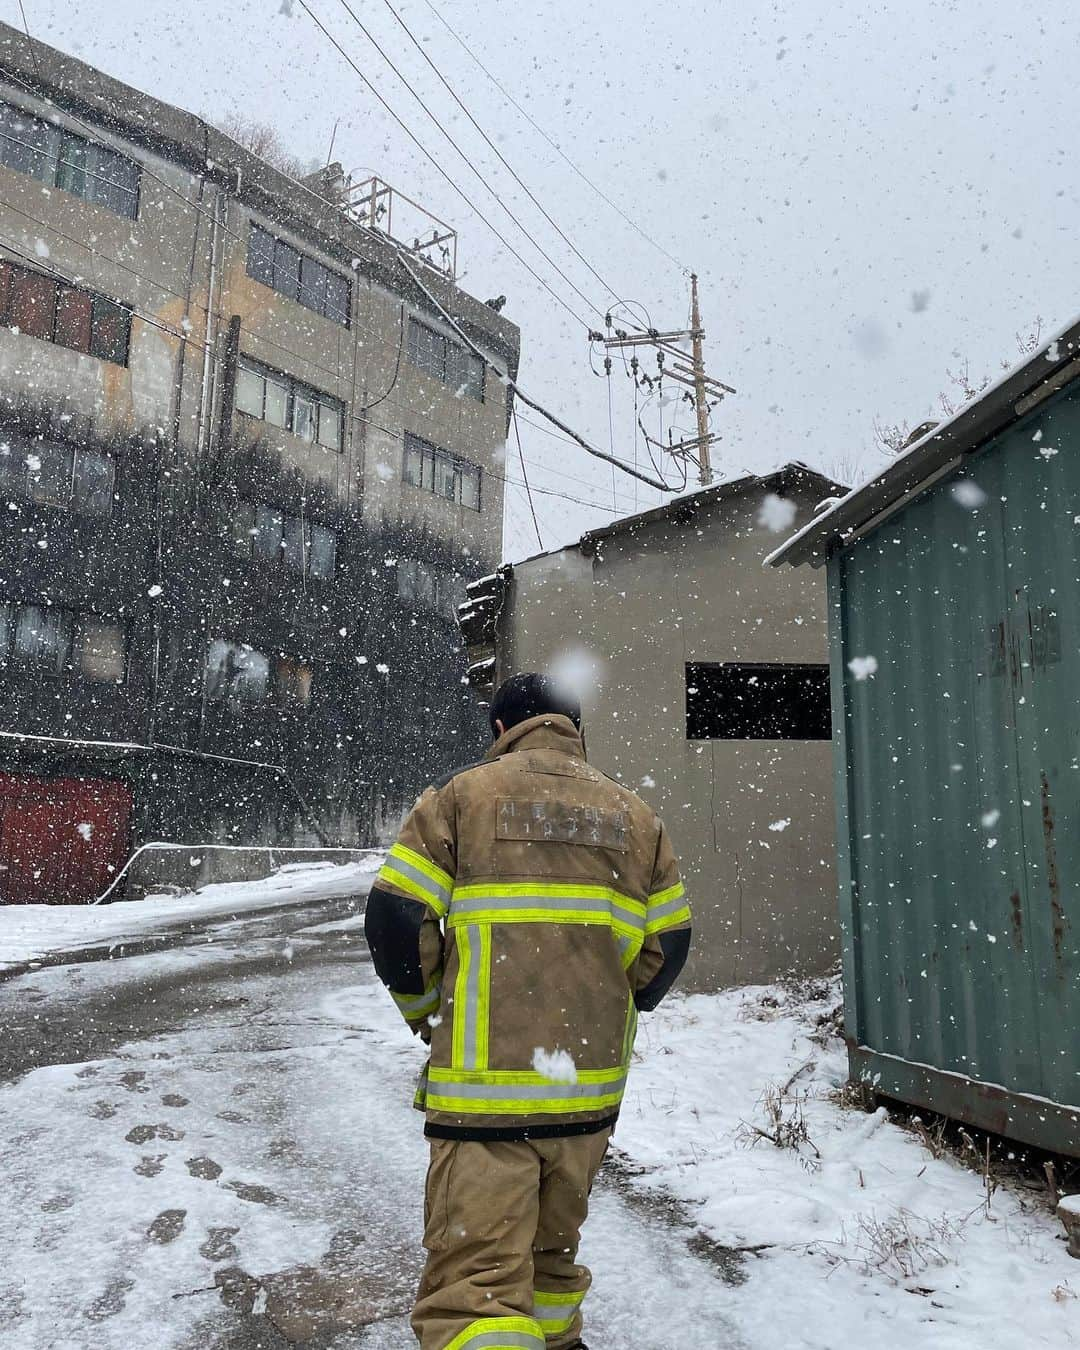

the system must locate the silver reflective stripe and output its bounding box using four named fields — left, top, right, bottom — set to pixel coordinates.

left=616, top=933, right=635, bottom=960
left=393, top=984, right=441, bottom=1017
left=387, top=852, right=451, bottom=908
left=462, top=923, right=482, bottom=1069
left=429, top=1074, right=626, bottom=1101
left=460, top=1335, right=544, bottom=1350
left=532, top=1299, right=580, bottom=1322
left=450, top=892, right=644, bottom=931
left=647, top=892, right=689, bottom=924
